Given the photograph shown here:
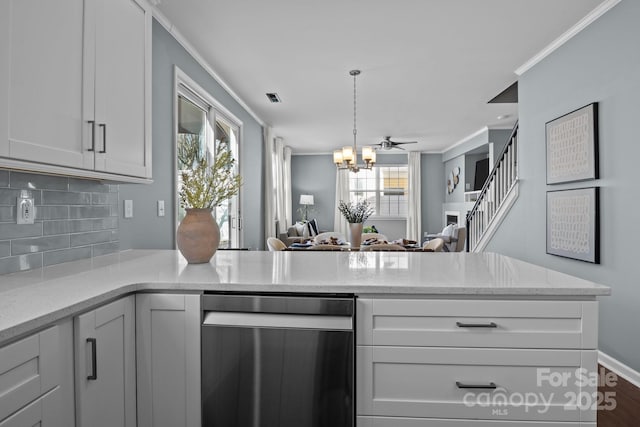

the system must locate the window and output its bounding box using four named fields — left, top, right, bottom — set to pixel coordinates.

left=175, top=69, right=242, bottom=248
left=349, top=166, right=408, bottom=217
